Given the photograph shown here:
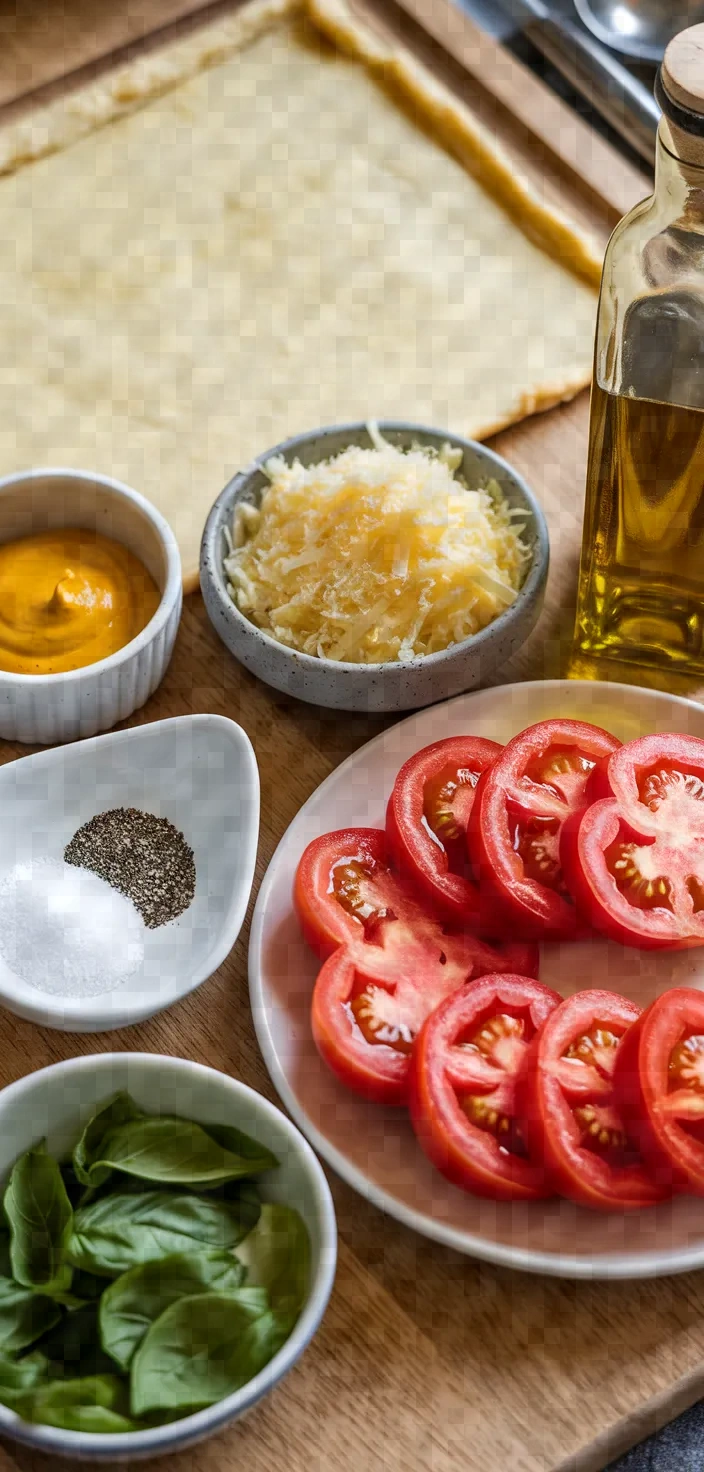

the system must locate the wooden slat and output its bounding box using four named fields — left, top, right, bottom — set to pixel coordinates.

left=351, top=0, right=650, bottom=229
left=394, top=0, right=650, bottom=217
left=0, top=0, right=214, bottom=111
